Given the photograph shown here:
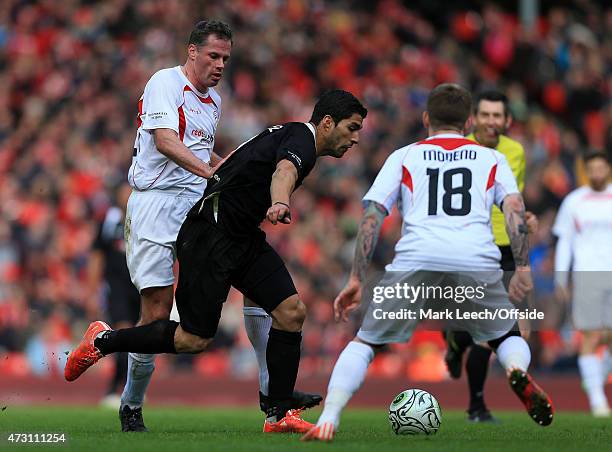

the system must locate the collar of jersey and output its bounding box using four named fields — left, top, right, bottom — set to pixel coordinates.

left=424, top=133, right=464, bottom=139
left=304, top=122, right=316, bottom=140
left=175, top=66, right=209, bottom=98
